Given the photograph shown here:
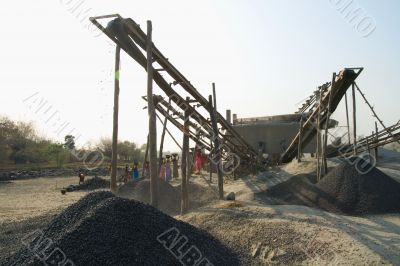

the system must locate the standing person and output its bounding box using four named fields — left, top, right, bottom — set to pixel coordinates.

left=195, top=148, right=204, bottom=174
left=172, top=153, right=179, bottom=178
left=143, top=161, right=150, bottom=178
left=78, top=172, right=85, bottom=185
left=159, top=158, right=166, bottom=180
left=165, top=155, right=172, bottom=182
left=132, top=161, right=139, bottom=180
left=124, top=165, right=129, bottom=183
